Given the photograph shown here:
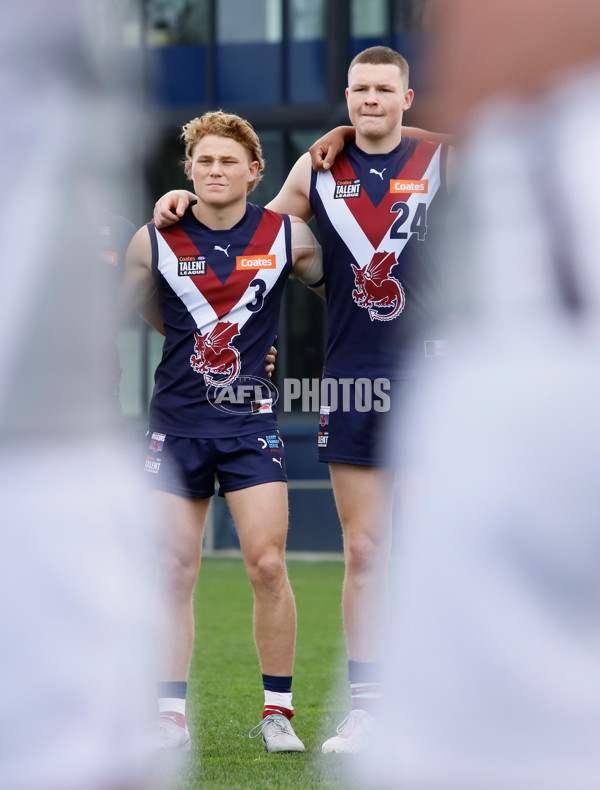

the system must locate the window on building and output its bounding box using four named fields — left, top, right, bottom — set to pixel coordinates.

left=351, top=0, right=386, bottom=38
left=216, top=0, right=283, bottom=104
left=217, top=0, right=282, bottom=43
left=143, top=0, right=210, bottom=106
left=288, top=0, right=327, bottom=102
